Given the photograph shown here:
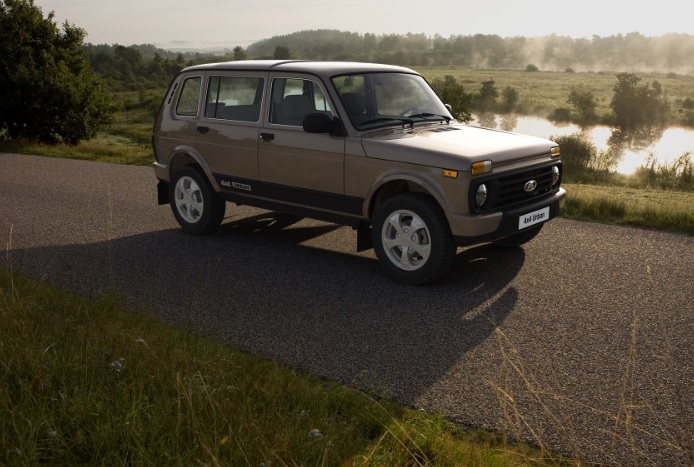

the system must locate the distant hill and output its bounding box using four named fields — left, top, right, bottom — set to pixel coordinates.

left=246, top=29, right=694, bottom=74
left=85, top=30, right=694, bottom=75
